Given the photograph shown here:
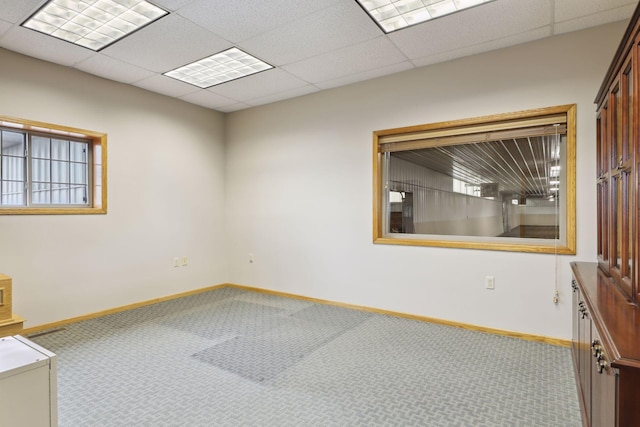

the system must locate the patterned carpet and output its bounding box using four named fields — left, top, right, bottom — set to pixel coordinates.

left=29, top=287, right=582, bottom=426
